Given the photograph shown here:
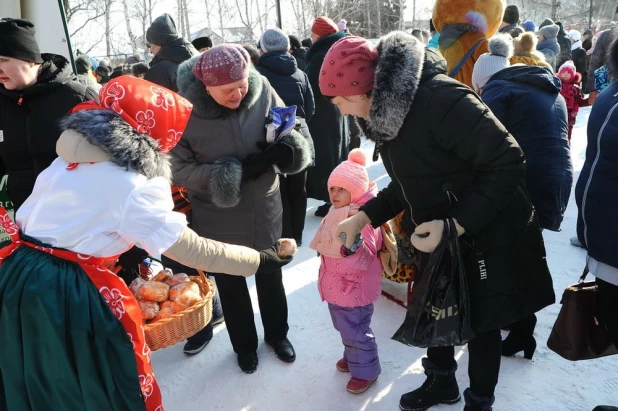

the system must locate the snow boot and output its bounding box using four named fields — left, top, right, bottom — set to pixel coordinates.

left=399, top=358, right=460, bottom=411
left=463, top=388, right=494, bottom=411
left=592, top=407, right=618, bottom=410
left=336, top=358, right=350, bottom=372
left=346, top=376, right=377, bottom=394
left=570, top=236, right=585, bottom=248
left=502, top=315, right=537, bottom=359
